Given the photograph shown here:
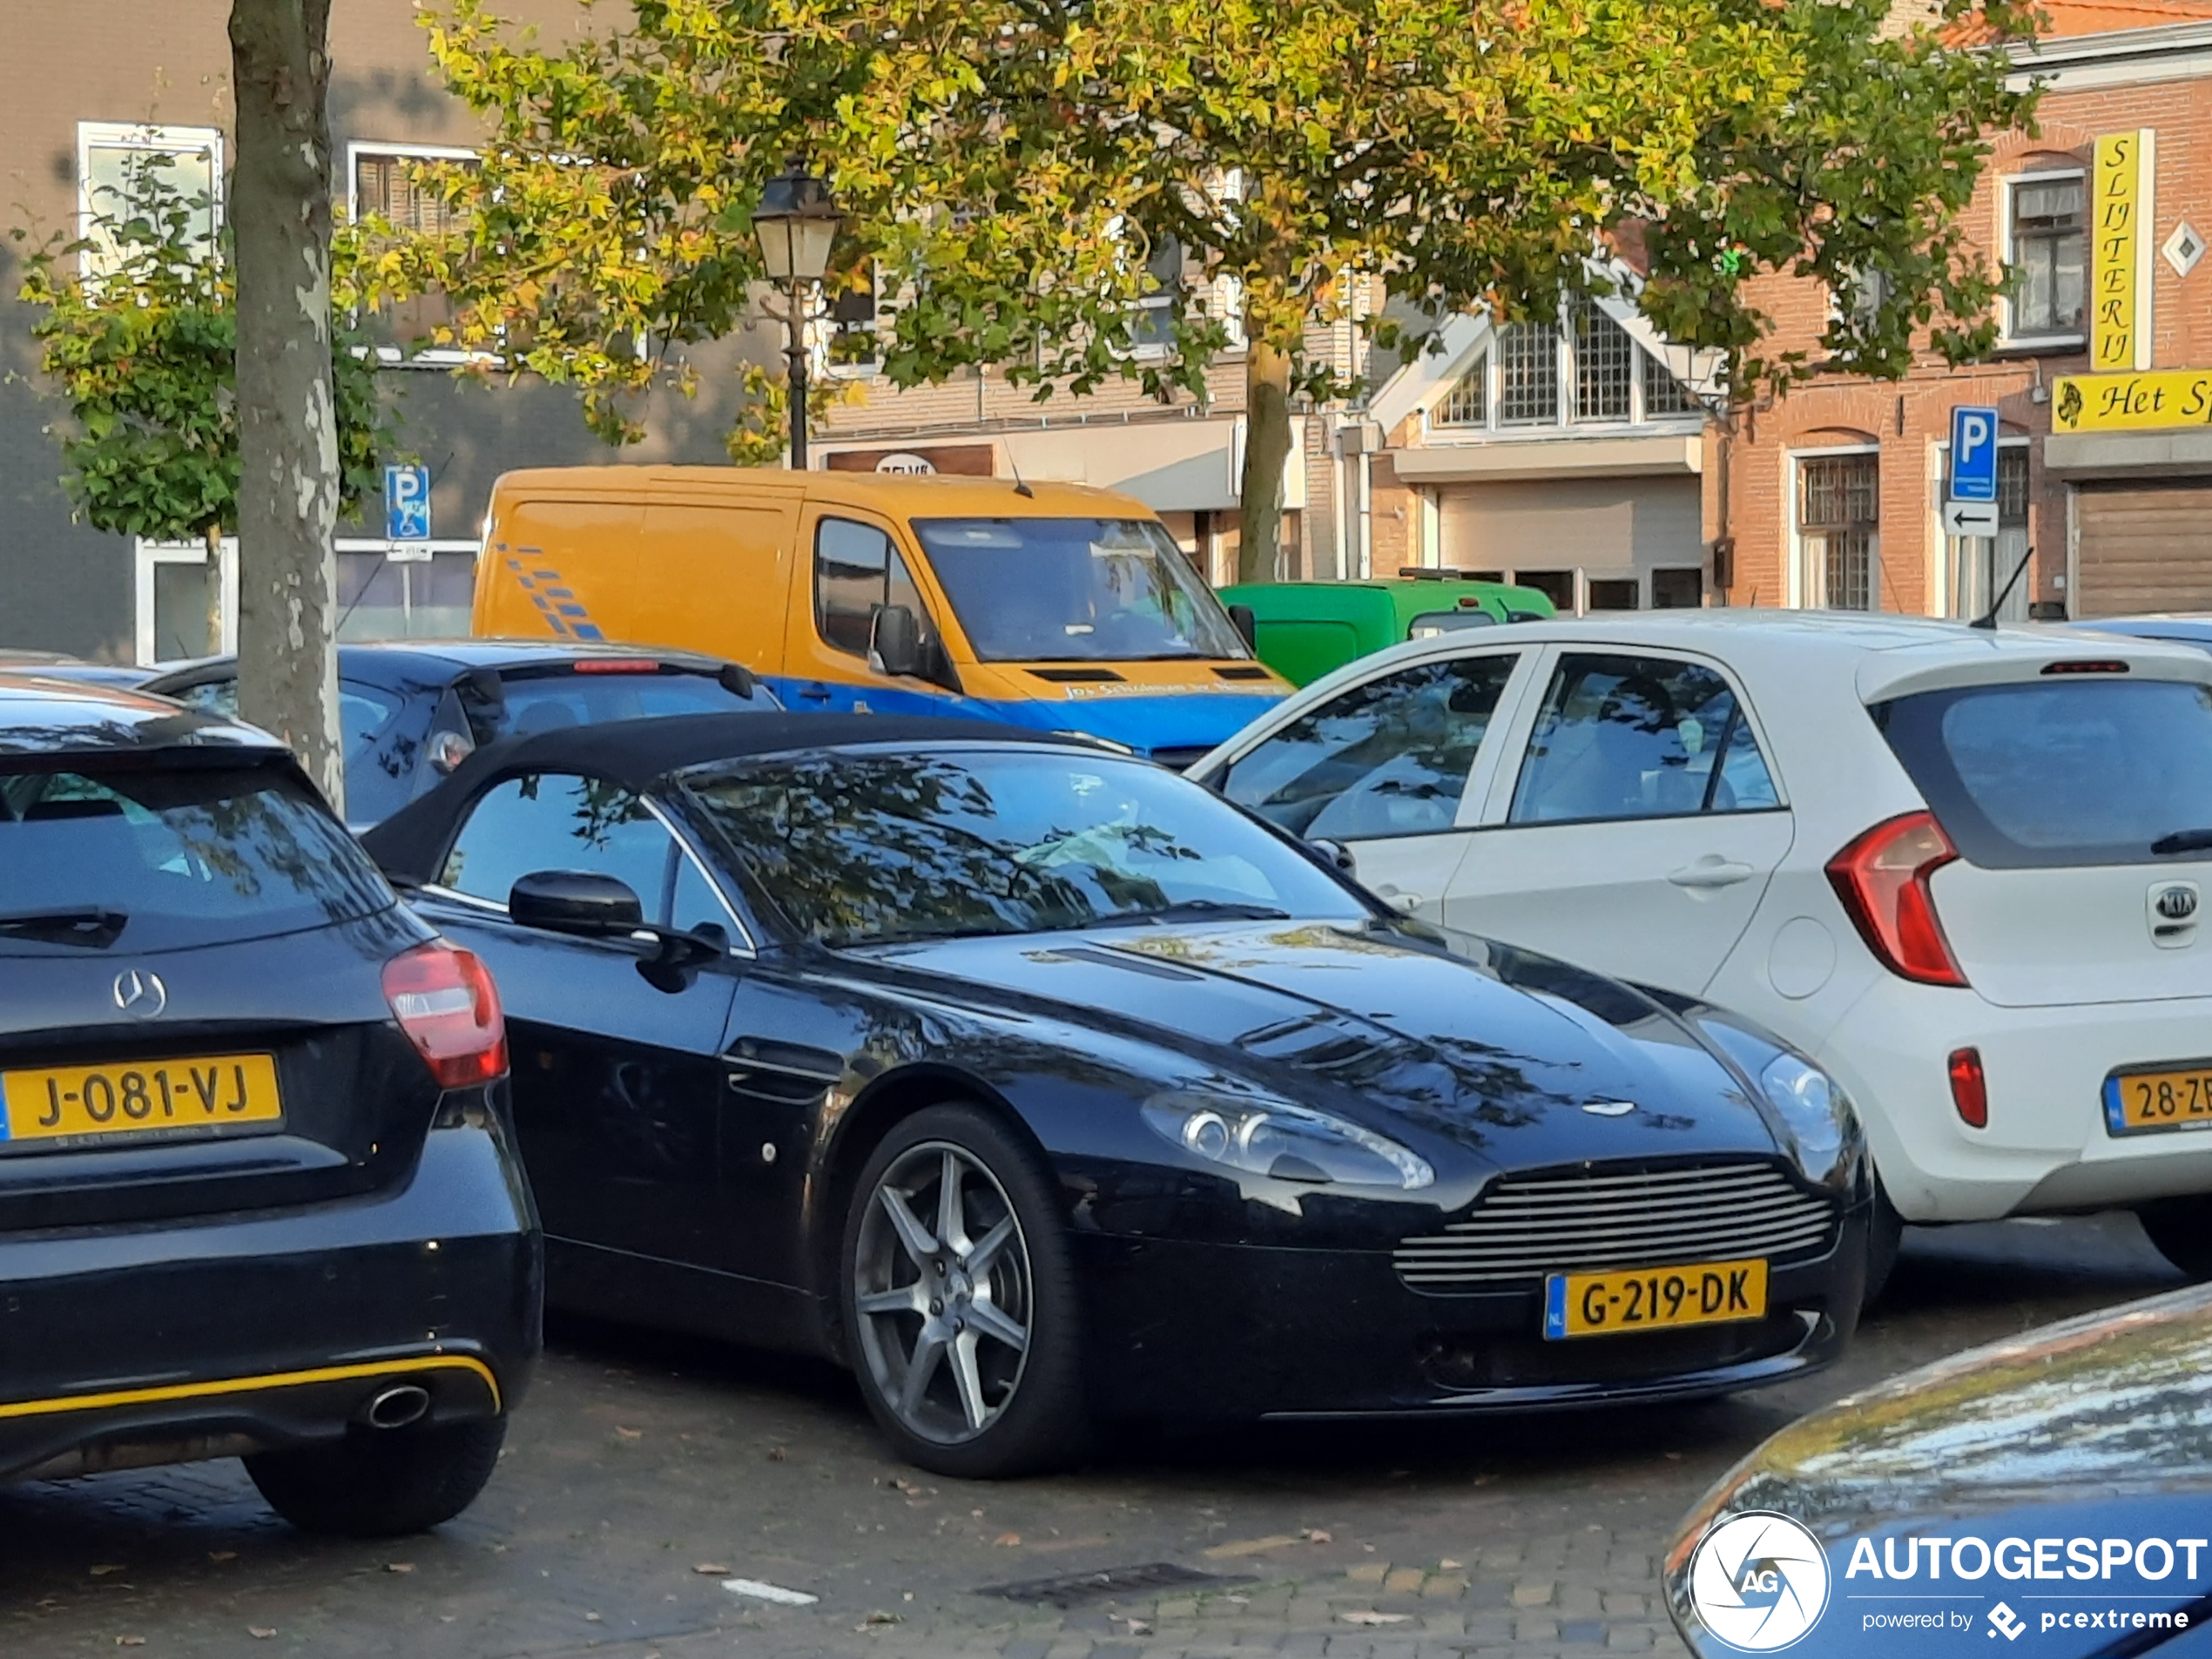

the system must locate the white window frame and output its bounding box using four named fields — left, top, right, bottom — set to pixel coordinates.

left=821, top=260, right=884, bottom=381
left=1422, top=303, right=1708, bottom=440
left=1998, top=167, right=2088, bottom=351
left=1787, top=444, right=1882, bottom=612
left=78, top=121, right=225, bottom=281
left=134, top=536, right=237, bottom=664
left=1931, top=435, right=2033, bottom=621
left=346, top=140, right=486, bottom=368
